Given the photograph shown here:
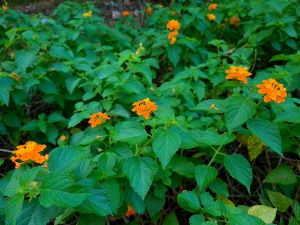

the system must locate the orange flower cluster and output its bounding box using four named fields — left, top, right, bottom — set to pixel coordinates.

left=122, top=10, right=130, bottom=17
left=208, top=3, right=218, bottom=11
left=88, top=112, right=111, bottom=128
left=257, top=78, right=287, bottom=103
left=132, top=98, right=157, bottom=119
left=167, top=20, right=180, bottom=44
left=125, top=204, right=137, bottom=217
left=225, top=66, right=252, bottom=83
left=146, top=7, right=153, bottom=14
left=60, top=135, right=67, bottom=141
left=229, top=17, right=240, bottom=28
left=207, top=14, right=216, bottom=21
left=83, top=10, right=92, bottom=17
left=10, top=141, right=48, bottom=169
